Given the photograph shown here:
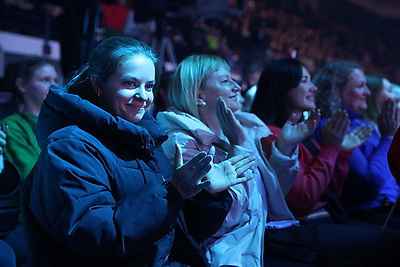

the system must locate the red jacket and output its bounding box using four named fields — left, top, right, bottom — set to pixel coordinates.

left=261, top=125, right=352, bottom=218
